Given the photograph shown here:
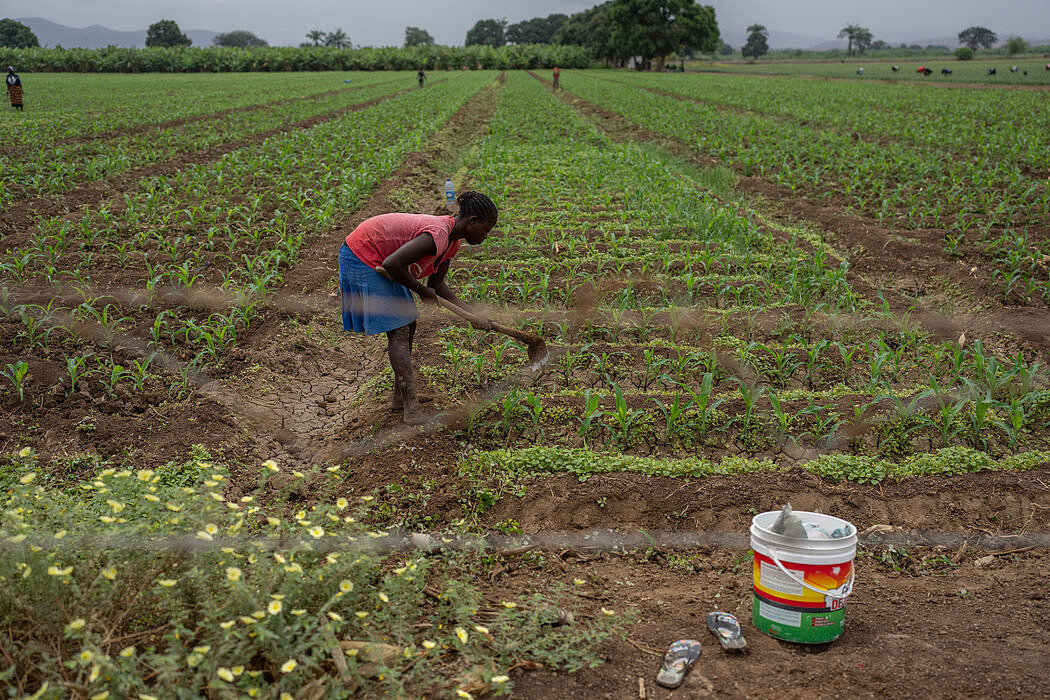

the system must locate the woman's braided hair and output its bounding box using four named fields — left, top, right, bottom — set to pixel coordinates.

left=457, top=191, right=498, bottom=225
